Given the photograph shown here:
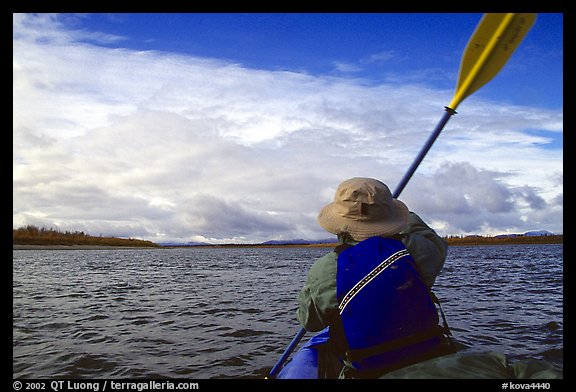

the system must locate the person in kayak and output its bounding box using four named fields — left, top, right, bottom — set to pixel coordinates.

left=296, top=177, right=454, bottom=378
